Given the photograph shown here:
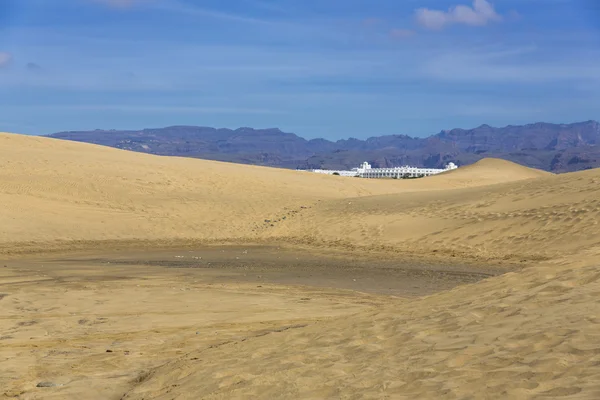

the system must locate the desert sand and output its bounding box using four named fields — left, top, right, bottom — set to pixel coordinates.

left=2, top=131, right=600, bottom=399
